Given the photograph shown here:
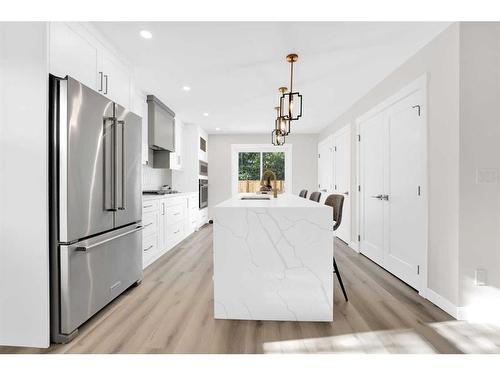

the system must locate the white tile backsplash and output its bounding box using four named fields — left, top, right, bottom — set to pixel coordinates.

left=142, top=164, right=172, bottom=190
